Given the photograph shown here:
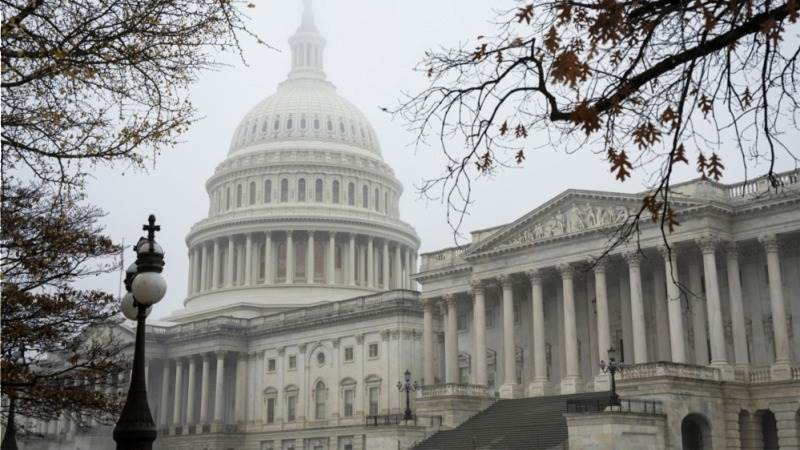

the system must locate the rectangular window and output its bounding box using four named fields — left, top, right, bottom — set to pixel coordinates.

left=267, top=398, right=275, bottom=424
left=288, top=355, right=297, bottom=370
left=344, top=389, right=354, bottom=417
left=368, top=343, right=379, bottom=358
left=344, top=347, right=354, bottom=362
left=368, top=387, right=379, bottom=415
left=457, top=313, right=468, bottom=331
left=267, top=358, right=276, bottom=372
left=287, top=395, right=297, bottom=422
